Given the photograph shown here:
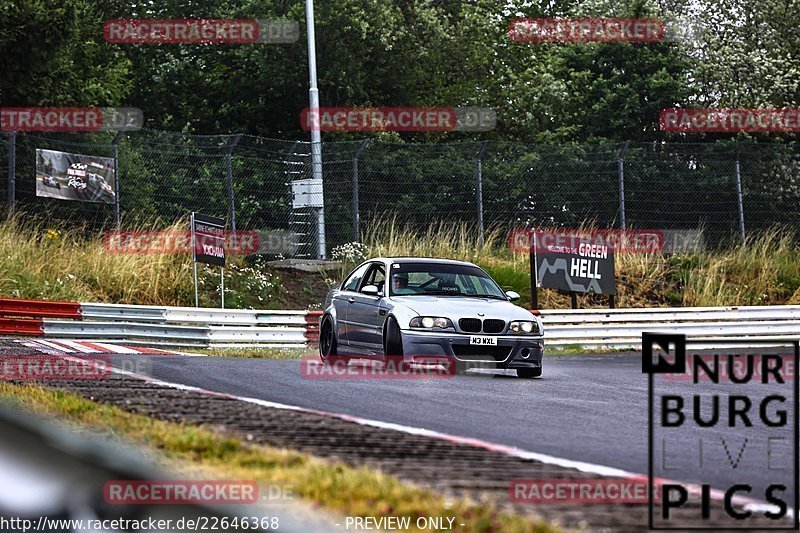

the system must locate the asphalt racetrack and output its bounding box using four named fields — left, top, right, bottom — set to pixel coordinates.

left=101, top=350, right=797, bottom=512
